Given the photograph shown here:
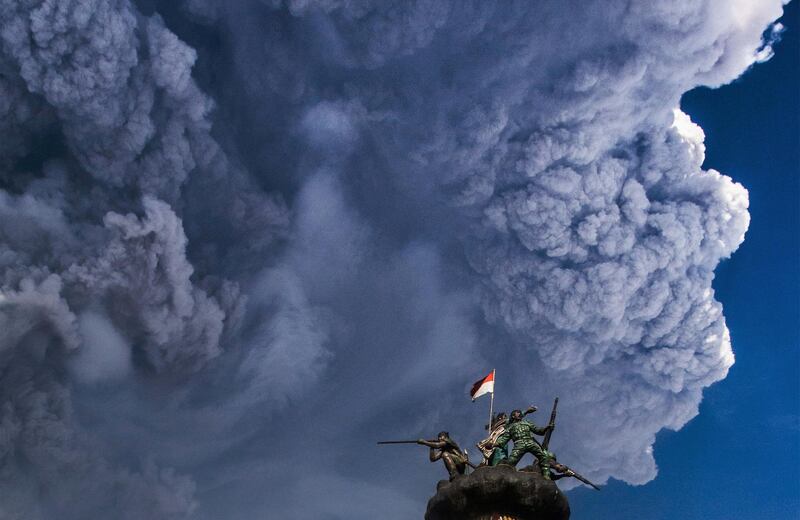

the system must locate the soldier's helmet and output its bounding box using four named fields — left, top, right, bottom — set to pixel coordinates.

left=438, top=431, right=449, bottom=440
left=510, top=409, right=523, bottom=421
